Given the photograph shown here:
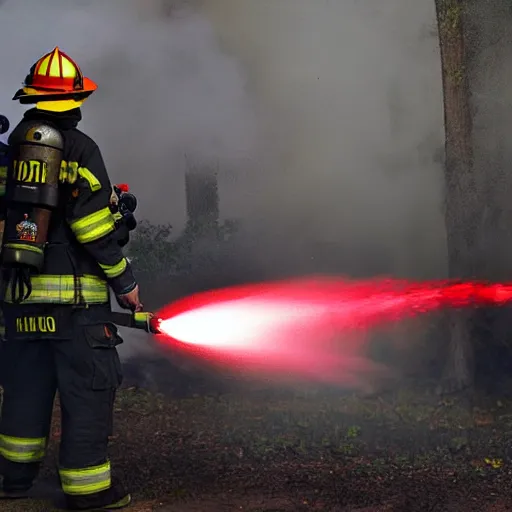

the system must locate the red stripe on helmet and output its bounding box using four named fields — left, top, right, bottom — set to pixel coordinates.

left=58, top=52, right=64, bottom=79
left=46, top=52, right=54, bottom=77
